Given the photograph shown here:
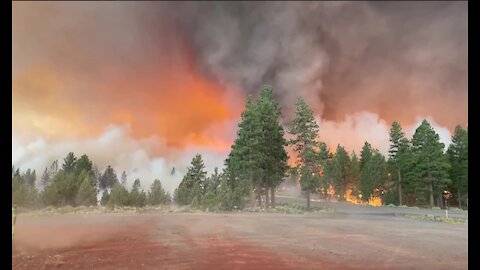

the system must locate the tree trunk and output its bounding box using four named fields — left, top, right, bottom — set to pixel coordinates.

left=428, top=183, right=434, bottom=207
left=458, top=187, right=461, bottom=209
left=271, top=187, right=275, bottom=208
left=249, top=180, right=255, bottom=208
left=265, top=187, right=270, bottom=209
left=398, top=170, right=403, bottom=206
left=306, top=192, right=311, bottom=211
